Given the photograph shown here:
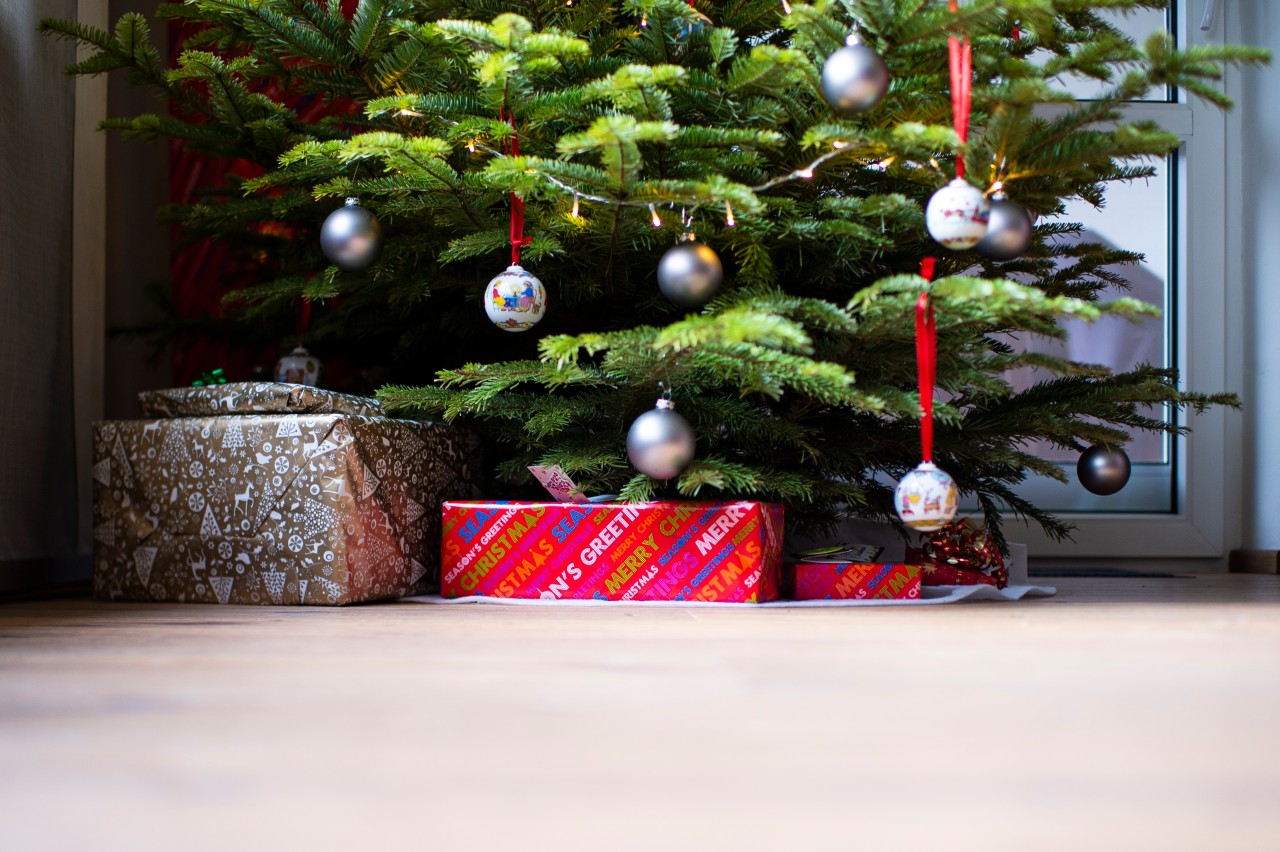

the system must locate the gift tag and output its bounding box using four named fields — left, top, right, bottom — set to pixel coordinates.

left=528, top=465, right=589, bottom=503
